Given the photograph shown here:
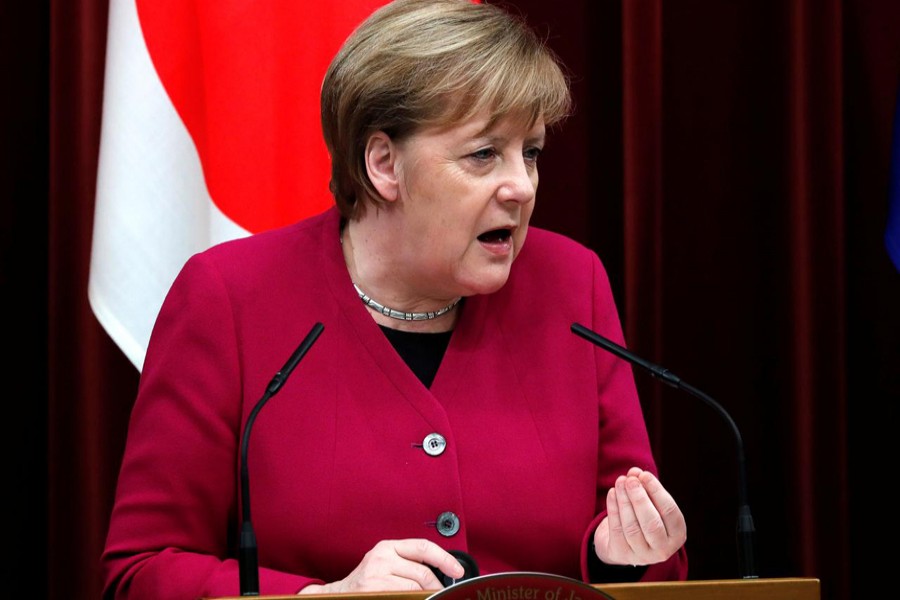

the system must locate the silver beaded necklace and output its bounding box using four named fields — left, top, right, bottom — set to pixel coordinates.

left=353, top=283, right=461, bottom=321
